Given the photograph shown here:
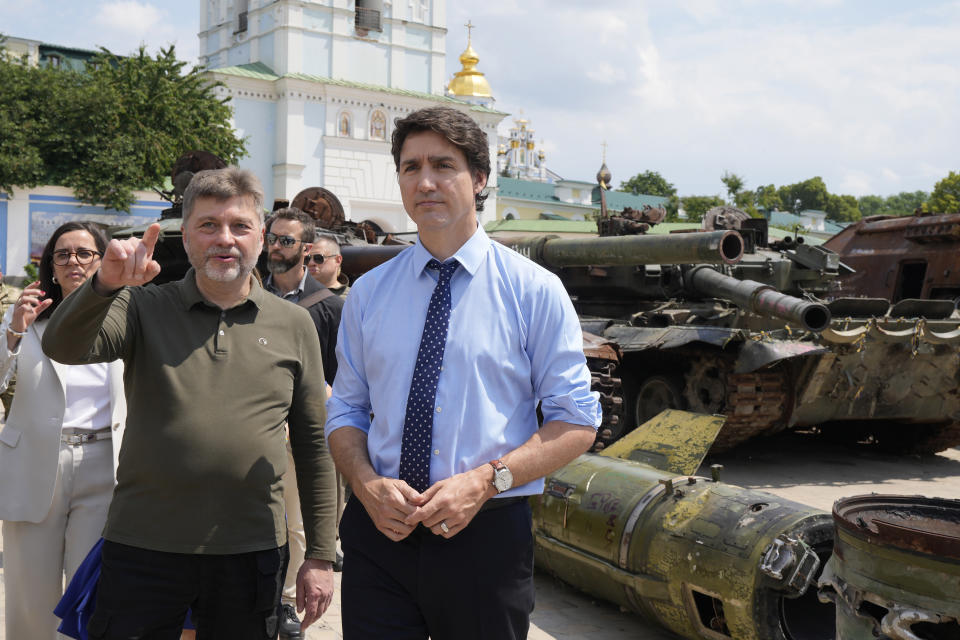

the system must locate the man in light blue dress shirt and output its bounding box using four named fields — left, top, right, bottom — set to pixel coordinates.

left=325, top=106, right=601, bottom=640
